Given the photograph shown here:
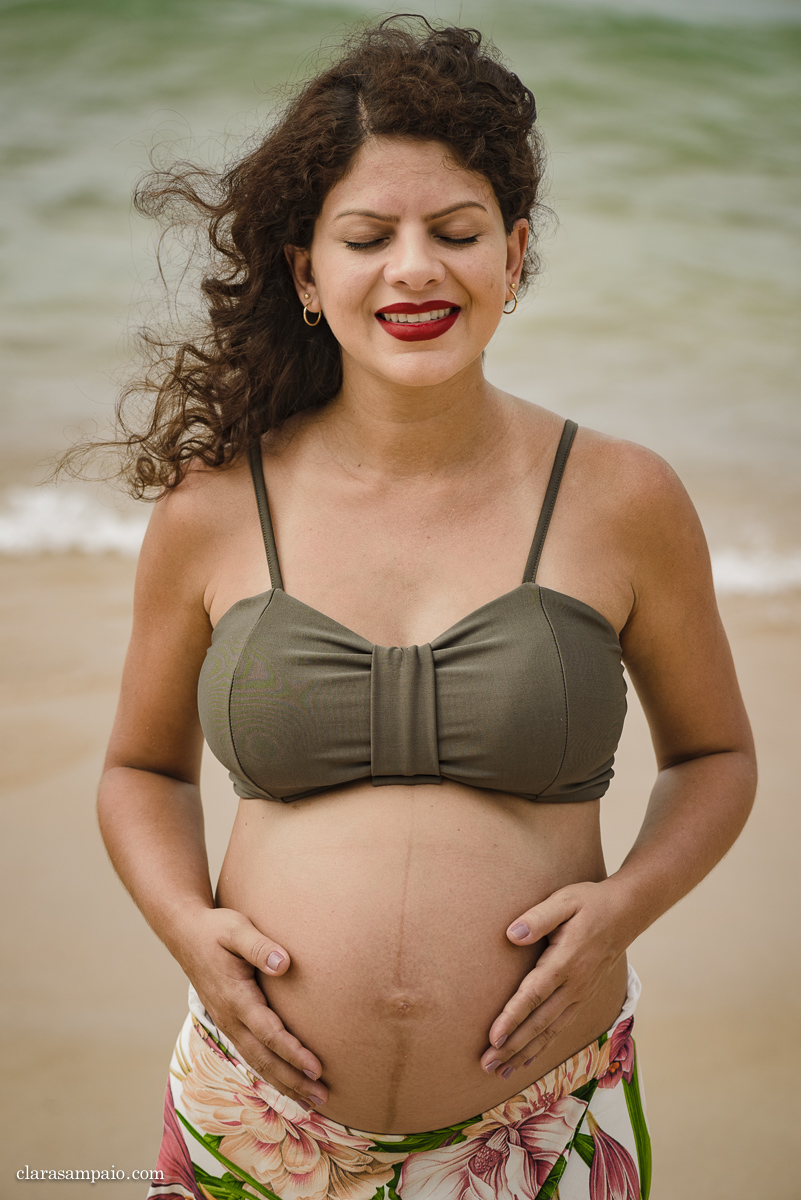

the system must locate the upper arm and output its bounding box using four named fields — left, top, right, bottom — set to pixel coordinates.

left=616, top=447, right=753, bottom=770
left=104, top=474, right=217, bottom=784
